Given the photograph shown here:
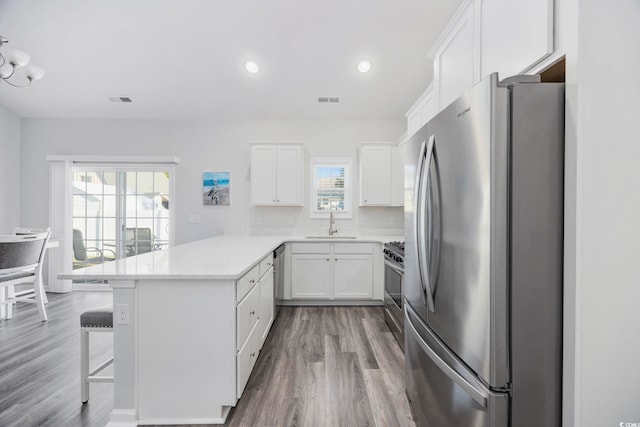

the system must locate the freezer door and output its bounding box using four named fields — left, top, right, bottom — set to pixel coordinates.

left=416, top=74, right=510, bottom=388
left=405, top=305, right=509, bottom=427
